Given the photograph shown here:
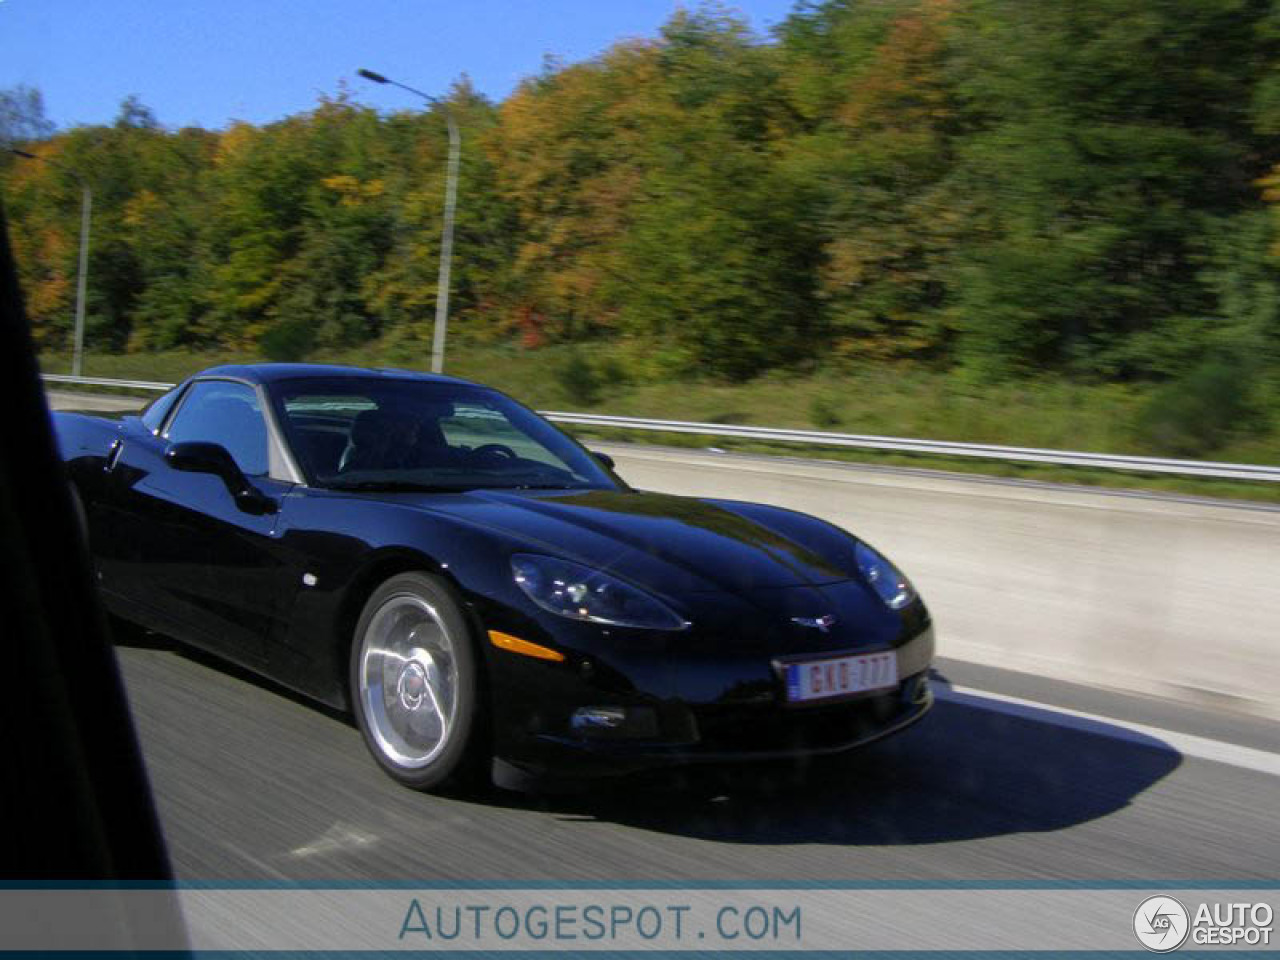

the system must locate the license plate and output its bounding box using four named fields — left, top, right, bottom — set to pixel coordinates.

left=784, top=652, right=898, bottom=703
